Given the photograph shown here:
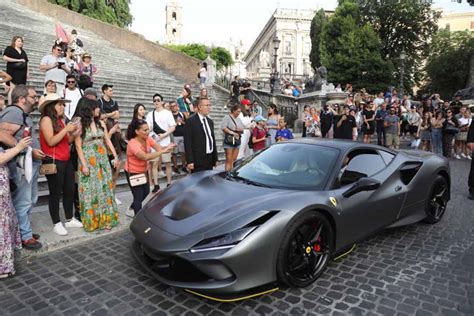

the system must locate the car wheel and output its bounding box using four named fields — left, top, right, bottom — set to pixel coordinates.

left=276, top=212, right=334, bottom=288
left=423, top=175, right=448, bottom=224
